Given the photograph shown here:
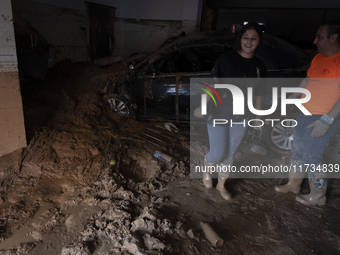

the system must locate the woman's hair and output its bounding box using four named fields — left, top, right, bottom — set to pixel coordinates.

left=235, top=22, right=263, bottom=51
